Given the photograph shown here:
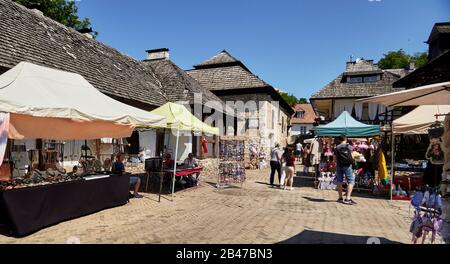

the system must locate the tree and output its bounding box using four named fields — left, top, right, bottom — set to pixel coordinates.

left=411, top=52, right=428, bottom=68
left=378, top=49, right=428, bottom=69
left=14, top=0, right=97, bottom=37
left=279, top=92, right=309, bottom=106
